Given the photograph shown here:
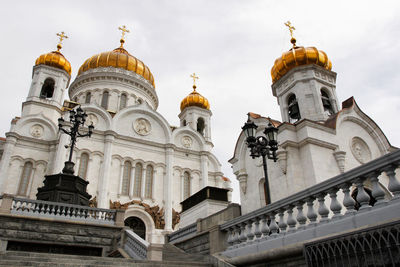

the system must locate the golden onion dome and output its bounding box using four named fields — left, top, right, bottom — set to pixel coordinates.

left=35, top=44, right=71, bottom=75
left=180, top=85, right=210, bottom=111
left=78, top=45, right=155, bottom=87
